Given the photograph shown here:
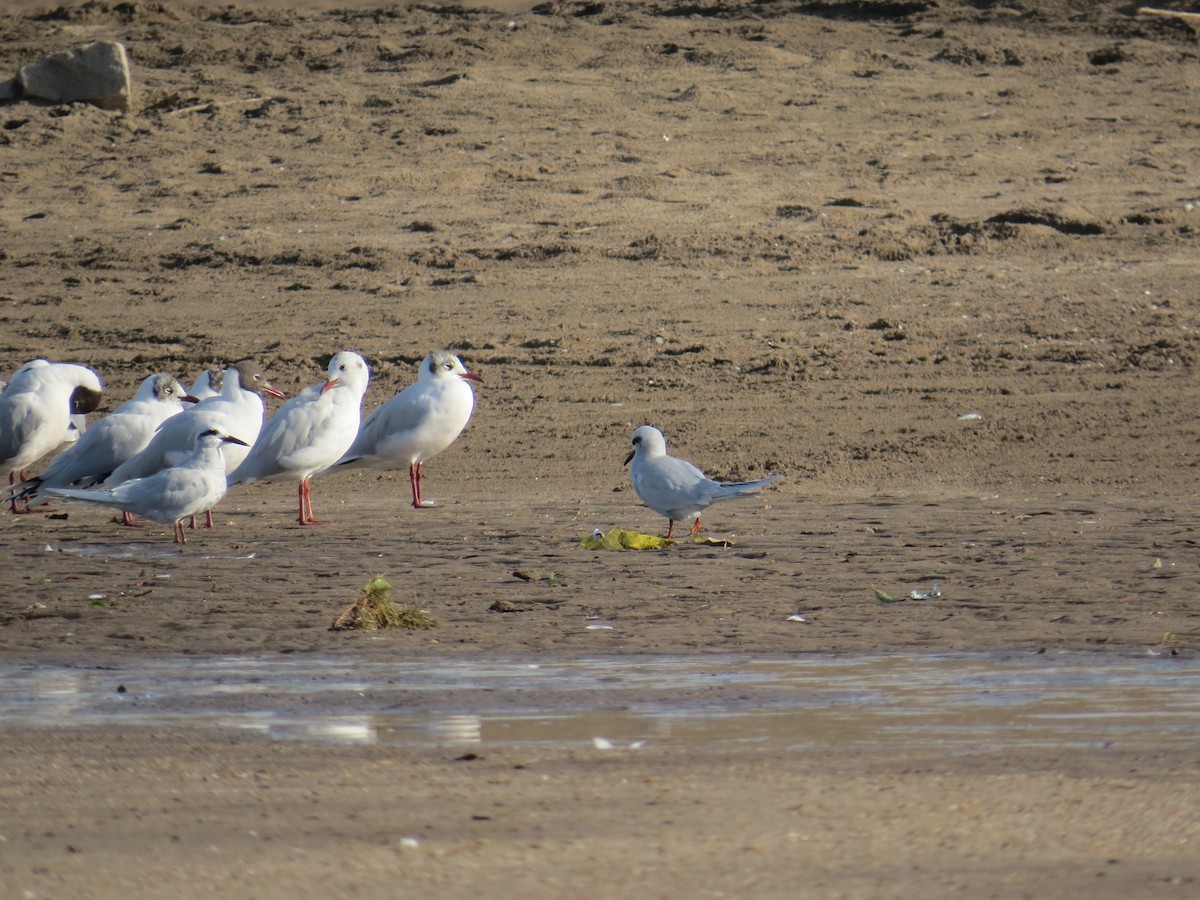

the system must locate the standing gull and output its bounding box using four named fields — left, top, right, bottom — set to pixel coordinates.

left=46, top=426, right=249, bottom=544
left=229, top=351, right=370, bottom=525
left=9, top=374, right=196, bottom=510
left=3, top=360, right=91, bottom=446
left=1, top=361, right=103, bottom=512
left=624, top=424, right=781, bottom=538
left=105, top=361, right=281, bottom=487
left=104, top=361, right=282, bottom=528
left=333, top=352, right=480, bottom=509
